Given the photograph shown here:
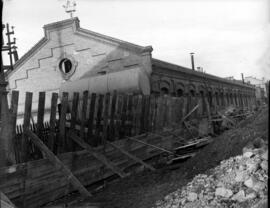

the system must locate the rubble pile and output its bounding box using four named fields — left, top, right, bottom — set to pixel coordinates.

left=154, top=139, right=268, bottom=208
